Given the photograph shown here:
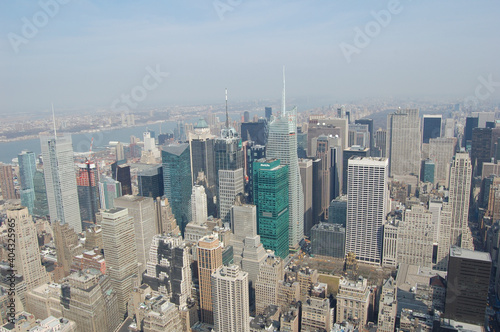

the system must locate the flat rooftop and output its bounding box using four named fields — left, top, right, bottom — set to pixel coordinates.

left=450, top=246, right=491, bottom=262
